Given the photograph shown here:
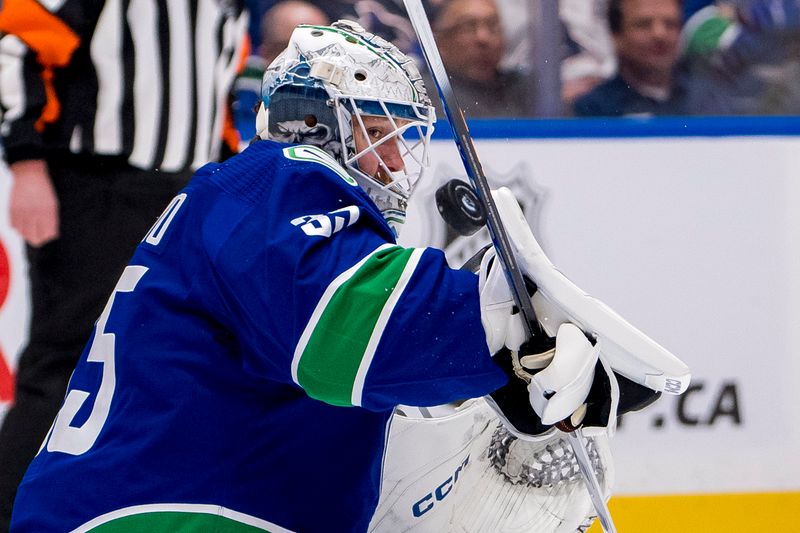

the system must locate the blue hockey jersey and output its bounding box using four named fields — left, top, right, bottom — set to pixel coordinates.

left=10, top=140, right=508, bottom=532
